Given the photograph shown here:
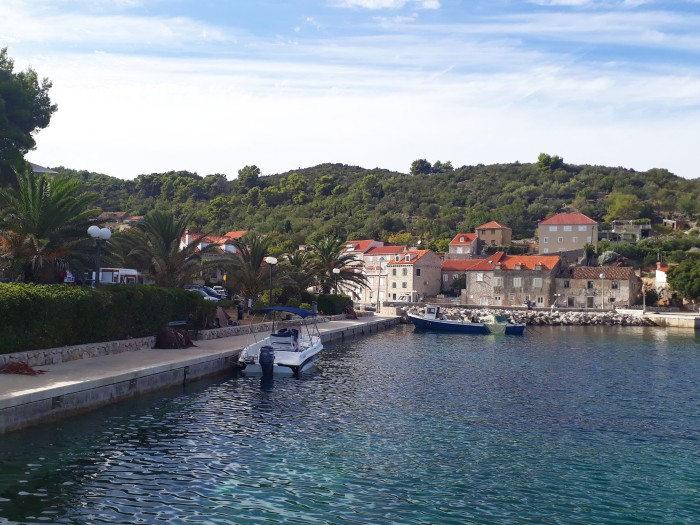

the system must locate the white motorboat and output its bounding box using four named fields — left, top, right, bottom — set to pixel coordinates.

left=238, top=306, right=323, bottom=378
